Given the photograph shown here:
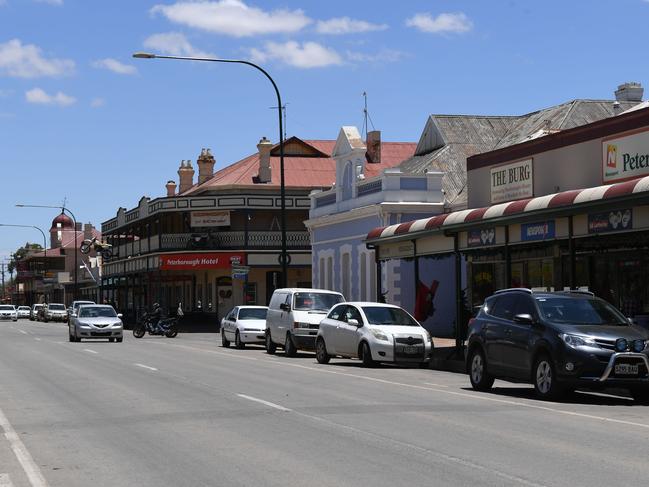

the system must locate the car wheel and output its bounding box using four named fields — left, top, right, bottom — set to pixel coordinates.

left=468, top=347, right=495, bottom=391
left=360, top=342, right=376, bottom=368
left=284, top=333, right=297, bottom=357
left=44, top=318, right=49, bottom=323
left=221, top=330, right=230, bottom=348
left=265, top=331, right=276, bottom=355
left=630, top=387, right=649, bottom=404
left=235, top=330, right=245, bottom=349
left=68, top=333, right=74, bottom=342
left=109, top=338, right=115, bottom=343
left=533, top=354, right=564, bottom=401
left=315, top=337, right=330, bottom=364
left=116, top=337, right=123, bottom=343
